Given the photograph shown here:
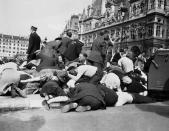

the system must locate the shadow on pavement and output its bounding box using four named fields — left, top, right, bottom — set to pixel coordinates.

left=135, top=103, right=169, bottom=118
left=0, top=115, right=45, bottom=131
